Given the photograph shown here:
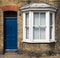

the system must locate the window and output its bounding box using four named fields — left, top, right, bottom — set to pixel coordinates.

left=33, top=13, right=46, bottom=40
left=25, top=13, right=29, bottom=39
left=22, top=11, right=55, bottom=43
left=21, top=3, right=57, bottom=43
